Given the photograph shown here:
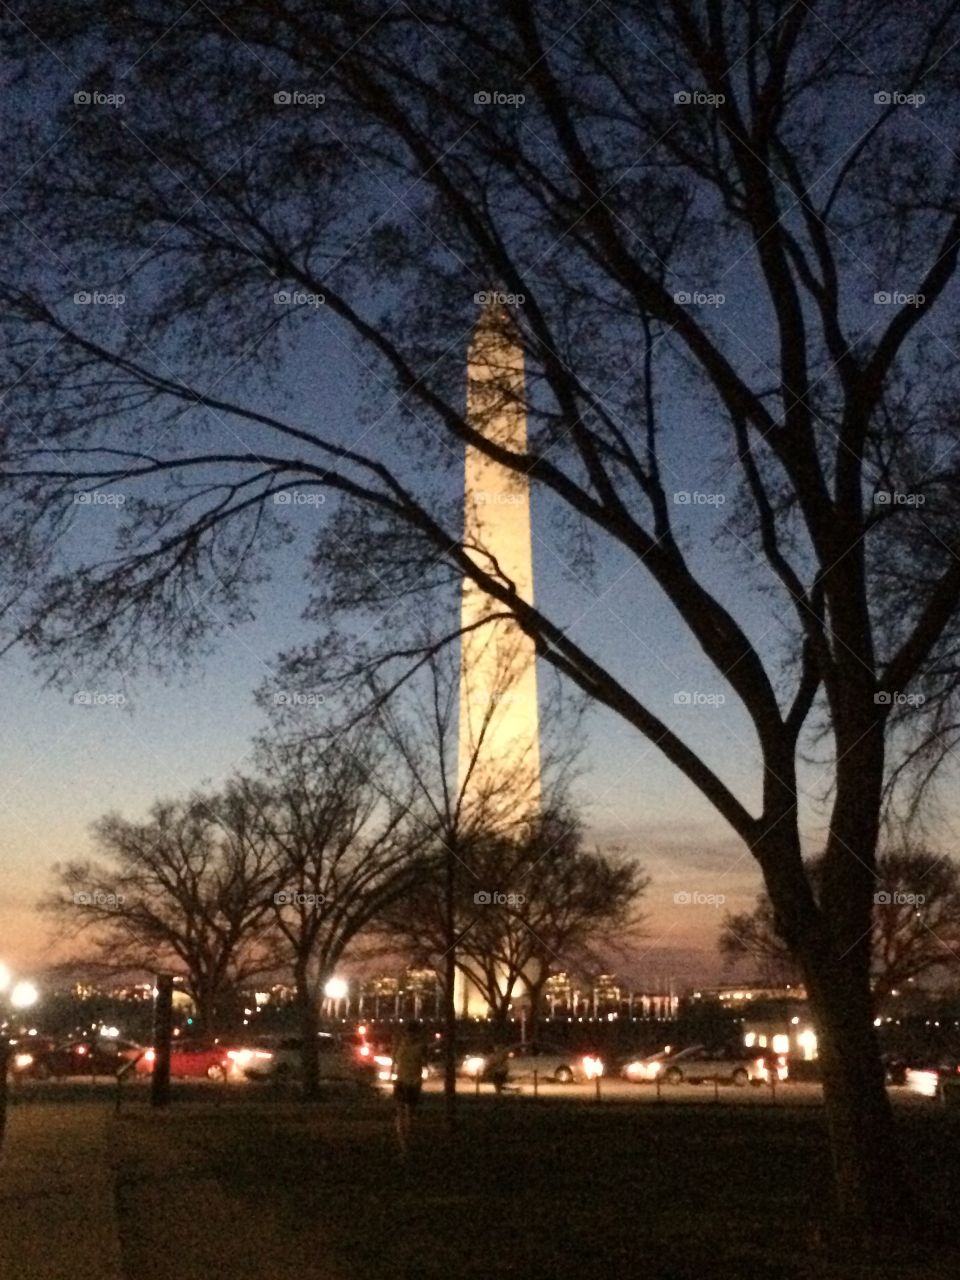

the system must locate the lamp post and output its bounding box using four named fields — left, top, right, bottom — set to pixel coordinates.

left=0, top=967, right=39, bottom=1152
